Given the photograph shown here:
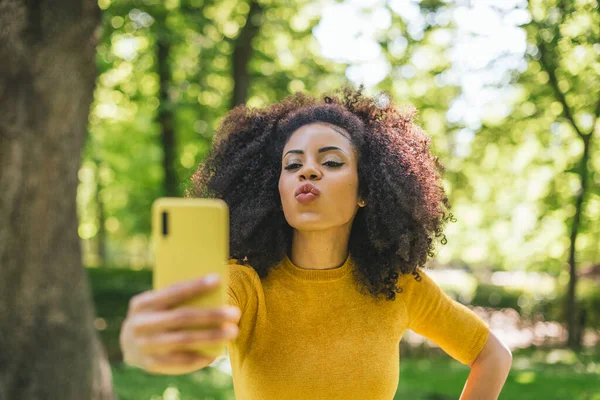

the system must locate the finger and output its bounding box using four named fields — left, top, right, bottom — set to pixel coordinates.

left=128, top=274, right=222, bottom=313
left=138, top=324, right=238, bottom=355
left=132, top=306, right=241, bottom=335
left=144, top=351, right=216, bottom=376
